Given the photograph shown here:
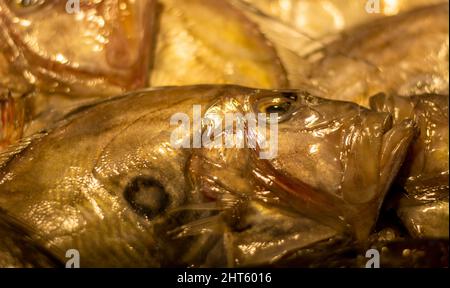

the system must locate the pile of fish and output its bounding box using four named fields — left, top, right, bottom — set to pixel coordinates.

left=0, top=0, right=448, bottom=267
